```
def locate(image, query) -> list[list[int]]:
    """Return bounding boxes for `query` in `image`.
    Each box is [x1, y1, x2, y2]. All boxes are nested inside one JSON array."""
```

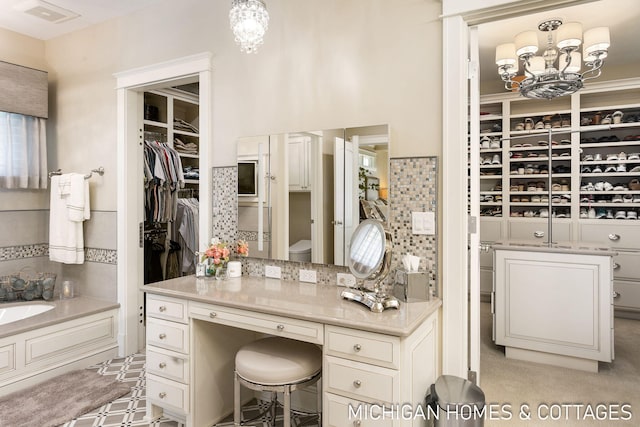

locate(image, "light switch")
[[412, 211, 435, 235]]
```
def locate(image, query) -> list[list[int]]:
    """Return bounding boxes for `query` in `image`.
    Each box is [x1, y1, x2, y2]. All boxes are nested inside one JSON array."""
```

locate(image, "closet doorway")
[[116, 53, 212, 357]]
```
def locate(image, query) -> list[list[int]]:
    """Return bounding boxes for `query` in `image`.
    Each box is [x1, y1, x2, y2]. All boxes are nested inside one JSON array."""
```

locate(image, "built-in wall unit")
[[475, 78, 640, 320]]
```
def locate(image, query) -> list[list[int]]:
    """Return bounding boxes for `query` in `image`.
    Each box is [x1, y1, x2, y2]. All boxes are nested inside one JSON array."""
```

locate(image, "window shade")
[[0, 61, 48, 119]]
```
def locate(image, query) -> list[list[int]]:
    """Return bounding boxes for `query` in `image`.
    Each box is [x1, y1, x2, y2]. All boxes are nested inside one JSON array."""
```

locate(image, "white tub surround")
[[493, 241, 616, 372], [0, 303, 54, 325], [0, 297, 119, 394], [143, 276, 441, 427]]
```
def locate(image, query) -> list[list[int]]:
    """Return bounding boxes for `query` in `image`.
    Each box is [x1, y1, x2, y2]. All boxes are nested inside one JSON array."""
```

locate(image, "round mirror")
[[348, 219, 392, 282]]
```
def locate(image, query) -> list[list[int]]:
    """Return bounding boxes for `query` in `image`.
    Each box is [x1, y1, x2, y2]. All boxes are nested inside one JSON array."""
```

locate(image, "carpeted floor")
[[480, 302, 640, 426]]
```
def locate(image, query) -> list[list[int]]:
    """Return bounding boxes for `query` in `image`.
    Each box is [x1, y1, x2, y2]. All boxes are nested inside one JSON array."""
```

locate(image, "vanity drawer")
[[147, 347, 189, 383], [325, 326, 399, 369], [580, 223, 640, 250], [190, 302, 323, 345], [325, 356, 398, 405], [146, 318, 189, 354], [613, 252, 640, 280], [614, 280, 640, 310], [147, 374, 189, 414], [147, 294, 188, 323], [508, 220, 571, 241], [325, 393, 396, 427]]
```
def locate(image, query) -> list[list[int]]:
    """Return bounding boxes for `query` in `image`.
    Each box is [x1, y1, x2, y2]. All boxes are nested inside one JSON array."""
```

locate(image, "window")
[[0, 112, 48, 189]]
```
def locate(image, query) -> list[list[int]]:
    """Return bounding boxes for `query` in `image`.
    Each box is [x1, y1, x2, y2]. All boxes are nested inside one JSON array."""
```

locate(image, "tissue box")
[[393, 269, 429, 302]]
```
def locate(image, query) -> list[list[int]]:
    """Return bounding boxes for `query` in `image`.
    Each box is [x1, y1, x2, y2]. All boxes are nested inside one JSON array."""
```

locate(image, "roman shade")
[[0, 61, 48, 119]]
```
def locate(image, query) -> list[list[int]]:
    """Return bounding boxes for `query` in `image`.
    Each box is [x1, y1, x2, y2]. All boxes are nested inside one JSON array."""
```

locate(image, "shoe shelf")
[[580, 203, 640, 208], [480, 148, 502, 154], [580, 191, 640, 195], [582, 172, 640, 177], [480, 175, 502, 179], [581, 141, 640, 148], [509, 173, 572, 179], [509, 128, 571, 136], [509, 145, 571, 152], [580, 160, 640, 165]]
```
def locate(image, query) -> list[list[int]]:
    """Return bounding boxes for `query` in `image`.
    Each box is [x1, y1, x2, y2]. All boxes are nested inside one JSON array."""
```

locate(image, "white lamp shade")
[[496, 43, 517, 66], [559, 52, 581, 73], [584, 27, 610, 54], [528, 56, 546, 75], [557, 22, 583, 49], [515, 31, 538, 56]]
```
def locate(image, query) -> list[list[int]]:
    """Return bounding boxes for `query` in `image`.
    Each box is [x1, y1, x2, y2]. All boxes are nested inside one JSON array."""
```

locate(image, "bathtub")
[[0, 303, 55, 326], [0, 297, 120, 395]]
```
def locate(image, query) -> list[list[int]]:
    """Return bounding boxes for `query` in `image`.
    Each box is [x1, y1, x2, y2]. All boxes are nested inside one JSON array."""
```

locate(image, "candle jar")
[[195, 252, 207, 277], [60, 280, 74, 299]]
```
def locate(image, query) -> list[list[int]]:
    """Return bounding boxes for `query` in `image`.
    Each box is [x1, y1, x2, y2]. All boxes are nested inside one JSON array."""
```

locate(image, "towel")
[[49, 174, 90, 264]]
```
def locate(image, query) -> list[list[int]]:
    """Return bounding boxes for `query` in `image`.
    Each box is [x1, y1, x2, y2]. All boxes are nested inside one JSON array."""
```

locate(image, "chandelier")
[[229, 0, 269, 54], [496, 19, 610, 99]]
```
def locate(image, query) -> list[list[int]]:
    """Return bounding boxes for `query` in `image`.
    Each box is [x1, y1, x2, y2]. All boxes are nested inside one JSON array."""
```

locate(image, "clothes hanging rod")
[[48, 167, 105, 180]]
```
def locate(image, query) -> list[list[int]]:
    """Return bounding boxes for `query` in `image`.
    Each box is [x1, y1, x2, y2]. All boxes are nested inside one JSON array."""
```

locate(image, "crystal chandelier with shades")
[[229, 0, 270, 54], [496, 19, 610, 99]]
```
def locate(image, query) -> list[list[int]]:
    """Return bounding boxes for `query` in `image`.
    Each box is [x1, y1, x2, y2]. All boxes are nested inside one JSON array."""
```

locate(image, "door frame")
[[114, 52, 212, 356], [441, 0, 593, 378]]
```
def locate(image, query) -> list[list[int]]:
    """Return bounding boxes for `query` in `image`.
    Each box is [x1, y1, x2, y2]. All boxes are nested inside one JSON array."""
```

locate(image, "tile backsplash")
[[211, 156, 439, 289]]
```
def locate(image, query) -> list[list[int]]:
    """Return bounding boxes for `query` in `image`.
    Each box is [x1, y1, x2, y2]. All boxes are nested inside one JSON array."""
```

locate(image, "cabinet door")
[[289, 138, 310, 190]]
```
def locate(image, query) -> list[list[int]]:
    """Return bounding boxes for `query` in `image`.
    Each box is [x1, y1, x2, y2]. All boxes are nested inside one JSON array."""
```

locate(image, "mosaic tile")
[[0, 244, 117, 264], [212, 166, 239, 244]]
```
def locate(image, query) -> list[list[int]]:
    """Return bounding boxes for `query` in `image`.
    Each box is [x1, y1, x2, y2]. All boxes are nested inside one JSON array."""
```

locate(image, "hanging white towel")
[[49, 173, 90, 264]]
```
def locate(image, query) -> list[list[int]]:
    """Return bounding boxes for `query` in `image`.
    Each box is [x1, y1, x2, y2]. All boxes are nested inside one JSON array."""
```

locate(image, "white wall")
[[44, 0, 443, 212]]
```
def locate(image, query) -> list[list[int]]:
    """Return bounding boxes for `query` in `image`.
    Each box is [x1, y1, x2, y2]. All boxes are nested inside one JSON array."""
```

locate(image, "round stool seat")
[[235, 337, 321, 386]]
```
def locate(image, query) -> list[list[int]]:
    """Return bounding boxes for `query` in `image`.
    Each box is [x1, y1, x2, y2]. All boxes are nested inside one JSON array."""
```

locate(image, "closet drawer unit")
[[0, 344, 15, 376], [480, 219, 503, 242], [146, 347, 189, 383], [190, 302, 323, 345], [613, 252, 640, 280], [579, 224, 640, 250], [147, 294, 188, 323], [146, 318, 189, 354], [147, 374, 189, 414], [325, 356, 398, 405], [613, 280, 640, 311], [508, 221, 571, 241], [325, 393, 396, 427], [325, 326, 399, 369]]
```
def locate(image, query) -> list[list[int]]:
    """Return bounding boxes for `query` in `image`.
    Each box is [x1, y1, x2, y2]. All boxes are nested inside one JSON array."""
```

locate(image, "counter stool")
[[234, 336, 322, 427]]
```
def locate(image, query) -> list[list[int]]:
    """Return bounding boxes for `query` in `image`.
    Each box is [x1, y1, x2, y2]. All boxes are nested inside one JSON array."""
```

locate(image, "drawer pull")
[[158, 306, 167, 312], [353, 380, 362, 388], [158, 333, 166, 340], [608, 233, 620, 241], [353, 344, 362, 352], [533, 231, 544, 238], [354, 421, 362, 427], [613, 291, 621, 299], [209, 312, 217, 318], [159, 392, 167, 399], [613, 263, 620, 270], [277, 324, 285, 331], [159, 362, 166, 369]]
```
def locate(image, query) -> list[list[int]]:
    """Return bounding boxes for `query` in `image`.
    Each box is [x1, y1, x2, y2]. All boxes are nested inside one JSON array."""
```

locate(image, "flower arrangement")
[[237, 239, 249, 257], [202, 240, 231, 277]]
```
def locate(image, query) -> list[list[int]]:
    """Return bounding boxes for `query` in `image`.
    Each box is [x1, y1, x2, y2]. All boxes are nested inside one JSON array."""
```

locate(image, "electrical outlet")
[[265, 265, 281, 279], [337, 273, 356, 287], [299, 269, 317, 283]]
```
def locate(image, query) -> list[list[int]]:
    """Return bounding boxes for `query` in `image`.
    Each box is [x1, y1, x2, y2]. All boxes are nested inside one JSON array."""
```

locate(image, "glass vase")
[[215, 265, 228, 281]]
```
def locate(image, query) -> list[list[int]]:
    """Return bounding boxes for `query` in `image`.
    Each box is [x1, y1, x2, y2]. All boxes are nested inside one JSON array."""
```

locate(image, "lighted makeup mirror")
[[341, 219, 399, 312]]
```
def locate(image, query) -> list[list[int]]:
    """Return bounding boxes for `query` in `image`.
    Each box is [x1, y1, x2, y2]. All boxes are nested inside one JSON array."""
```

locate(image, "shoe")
[[535, 120, 545, 130], [623, 194, 633, 203], [619, 152, 627, 160], [541, 195, 549, 203], [510, 185, 519, 191], [580, 195, 593, 203], [524, 210, 535, 217], [612, 194, 623, 203], [520, 196, 530, 202], [613, 185, 627, 191], [551, 183, 562, 191], [594, 153, 603, 161], [629, 179, 640, 190], [482, 157, 492, 165], [630, 166, 640, 173], [512, 196, 520, 202], [613, 110, 624, 124], [592, 165, 603, 173], [601, 115, 612, 125], [580, 208, 588, 218], [596, 208, 607, 219], [491, 154, 501, 165], [490, 138, 501, 149], [560, 181, 570, 191], [634, 196, 640, 203], [532, 195, 541, 202], [604, 182, 614, 191], [594, 181, 605, 191], [581, 182, 595, 191], [481, 136, 491, 148], [615, 210, 627, 220], [618, 164, 628, 172], [515, 123, 524, 131], [492, 123, 502, 132], [583, 154, 594, 161], [606, 153, 618, 161], [628, 153, 640, 160], [606, 209, 614, 219], [628, 211, 638, 220], [581, 166, 592, 173], [588, 208, 596, 219], [604, 165, 617, 173], [525, 118, 534, 130], [540, 208, 549, 218], [511, 211, 523, 217], [581, 117, 592, 126], [551, 195, 562, 204]]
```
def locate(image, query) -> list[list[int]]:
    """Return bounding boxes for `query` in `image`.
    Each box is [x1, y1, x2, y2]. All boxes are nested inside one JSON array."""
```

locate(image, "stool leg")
[[284, 385, 291, 427], [316, 378, 322, 425], [234, 372, 241, 427]]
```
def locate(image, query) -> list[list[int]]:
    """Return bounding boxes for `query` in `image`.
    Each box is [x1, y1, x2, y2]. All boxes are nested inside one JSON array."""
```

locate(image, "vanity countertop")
[[493, 240, 617, 256], [142, 275, 441, 337]]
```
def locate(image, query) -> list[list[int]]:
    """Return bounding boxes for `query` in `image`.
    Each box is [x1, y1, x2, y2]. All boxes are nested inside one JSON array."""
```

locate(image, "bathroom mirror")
[[236, 124, 389, 267], [341, 219, 398, 313]]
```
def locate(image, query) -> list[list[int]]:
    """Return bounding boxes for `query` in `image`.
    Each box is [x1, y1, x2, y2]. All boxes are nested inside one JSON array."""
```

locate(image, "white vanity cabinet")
[[324, 311, 439, 427], [145, 294, 190, 423], [288, 136, 312, 191]]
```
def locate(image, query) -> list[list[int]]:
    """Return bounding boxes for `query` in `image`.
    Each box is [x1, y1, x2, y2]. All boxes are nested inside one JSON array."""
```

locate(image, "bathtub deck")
[[0, 297, 119, 339]]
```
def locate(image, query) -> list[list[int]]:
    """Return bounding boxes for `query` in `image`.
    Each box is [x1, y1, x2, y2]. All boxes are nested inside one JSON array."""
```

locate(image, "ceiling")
[[0, 0, 165, 40], [478, 0, 640, 85], [1, 0, 638, 82]]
